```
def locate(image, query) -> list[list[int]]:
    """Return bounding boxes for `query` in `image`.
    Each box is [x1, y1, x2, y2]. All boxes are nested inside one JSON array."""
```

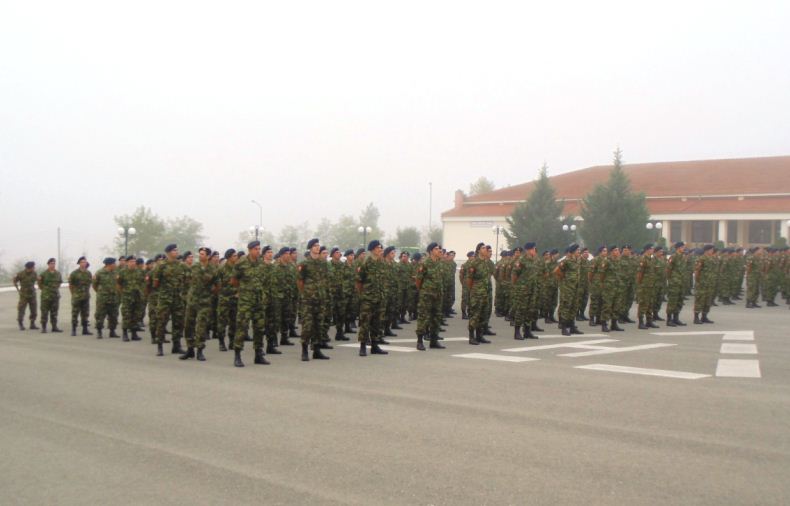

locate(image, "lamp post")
[[562, 223, 578, 242], [249, 225, 262, 241], [492, 225, 504, 262], [646, 221, 663, 241], [118, 226, 137, 257], [358, 226, 372, 248]]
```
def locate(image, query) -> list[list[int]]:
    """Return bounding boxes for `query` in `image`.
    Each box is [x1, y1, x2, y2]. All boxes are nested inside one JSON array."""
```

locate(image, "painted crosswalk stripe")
[[720, 343, 758, 354], [560, 343, 676, 358], [651, 330, 755, 341], [575, 364, 710, 379], [337, 344, 417, 353], [715, 359, 761, 378], [385, 337, 468, 343], [452, 353, 539, 363], [721, 331, 755, 341], [502, 339, 619, 353]]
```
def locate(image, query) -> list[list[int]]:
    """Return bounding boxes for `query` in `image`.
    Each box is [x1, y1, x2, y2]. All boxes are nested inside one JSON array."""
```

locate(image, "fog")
[[1, 0, 788, 264]]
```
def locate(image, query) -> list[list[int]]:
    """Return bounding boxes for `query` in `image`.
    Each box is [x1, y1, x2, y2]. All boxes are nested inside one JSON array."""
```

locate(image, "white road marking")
[[716, 359, 761, 378], [721, 331, 755, 341], [502, 339, 619, 353], [720, 343, 758, 354], [384, 337, 468, 343], [651, 330, 755, 341], [452, 353, 539, 363], [560, 343, 676, 357], [337, 344, 418, 353], [575, 364, 710, 380]]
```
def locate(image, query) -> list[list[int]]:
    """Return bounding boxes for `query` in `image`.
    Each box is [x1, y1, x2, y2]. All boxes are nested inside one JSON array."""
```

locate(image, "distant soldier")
[[356, 240, 389, 356], [636, 244, 659, 329], [297, 239, 331, 361], [555, 244, 583, 336], [396, 251, 412, 324], [152, 244, 187, 356], [459, 251, 474, 319], [144, 256, 162, 344], [619, 245, 637, 323], [745, 247, 763, 308], [414, 242, 445, 350], [543, 249, 559, 324], [117, 255, 145, 342], [216, 249, 239, 351], [342, 249, 358, 334], [232, 241, 269, 367], [693, 244, 717, 324], [466, 242, 493, 345], [261, 245, 282, 356], [665, 242, 688, 326], [652, 246, 668, 320], [93, 257, 120, 339], [576, 247, 591, 321], [382, 246, 400, 336], [275, 247, 296, 346], [68, 256, 93, 336], [328, 247, 349, 341], [209, 251, 221, 339], [511, 242, 540, 340], [181, 247, 219, 361], [14, 261, 39, 330], [38, 258, 64, 333]]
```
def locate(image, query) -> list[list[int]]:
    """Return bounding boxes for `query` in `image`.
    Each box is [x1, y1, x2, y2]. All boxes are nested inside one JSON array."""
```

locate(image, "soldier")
[[619, 245, 637, 323], [117, 254, 145, 341], [152, 244, 187, 356], [414, 242, 446, 350], [543, 249, 559, 324], [328, 247, 349, 341], [93, 257, 120, 339], [232, 241, 269, 367], [665, 242, 688, 326], [13, 261, 39, 330], [181, 247, 219, 361], [343, 249, 358, 333], [408, 253, 422, 320], [636, 244, 659, 329], [603, 246, 625, 332], [511, 242, 540, 340], [693, 244, 717, 324], [208, 251, 221, 339], [356, 240, 389, 356], [745, 247, 763, 308], [217, 249, 239, 351], [444, 250, 457, 316], [144, 256, 162, 344], [297, 239, 331, 361], [68, 256, 93, 336], [274, 247, 296, 346], [38, 258, 63, 333], [652, 246, 668, 320], [576, 247, 591, 321], [397, 251, 412, 324], [261, 245, 283, 355], [555, 244, 584, 336], [382, 246, 400, 336], [459, 251, 474, 319], [588, 246, 604, 327], [286, 247, 301, 338], [466, 242, 492, 345]]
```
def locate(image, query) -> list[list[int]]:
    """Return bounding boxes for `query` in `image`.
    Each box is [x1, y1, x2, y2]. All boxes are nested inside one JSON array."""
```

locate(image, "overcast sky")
[[1, 0, 788, 265]]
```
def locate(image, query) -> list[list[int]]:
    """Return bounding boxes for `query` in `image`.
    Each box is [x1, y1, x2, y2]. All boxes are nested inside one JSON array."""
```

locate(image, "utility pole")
[[57, 227, 61, 271]]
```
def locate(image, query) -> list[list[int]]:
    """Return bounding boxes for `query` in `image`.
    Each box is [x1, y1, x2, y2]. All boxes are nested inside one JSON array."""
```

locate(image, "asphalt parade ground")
[[1, 289, 788, 505]]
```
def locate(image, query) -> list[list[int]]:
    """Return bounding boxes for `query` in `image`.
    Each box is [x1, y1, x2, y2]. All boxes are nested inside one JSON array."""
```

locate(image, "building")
[[442, 155, 790, 255]]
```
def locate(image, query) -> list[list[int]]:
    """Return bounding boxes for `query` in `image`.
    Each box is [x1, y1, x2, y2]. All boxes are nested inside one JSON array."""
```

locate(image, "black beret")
[[103, 257, 116, 265], [25, 261, 35, 269], [597, 245, 606, 253], [412, 253, 422, 261], [165, 244, 178, 253], [278, 247, 291, 257], [703, 244, 714, 251], [247, 240, 260, 250], [475, 242, 485, 252], [289, 247, 297, 253], [383, 246, 396, 256], [654, 246, 663, 252], [319, 245, 327, 253], [330, 247, 340, 256], [77, 256, 86, 264], [237, 251, 246, 257], [400, 251, 410, 257], [448, 251, 455, 255], [47, 257, 56, 264], [198, 247, 211, 255], [622, 244, 632, 249], [513, 246, 524, 252], [467, 251, 474, 257], [126, 255, 136, 261], [368, 240, 382, 251], [145, 259, 154, 265], [674, 241, 685, 249], [427, 242, 439, 253], [344, 249, 355, 257], [183, 251, 193, 258], [608, 245, 618, 251], [156, 253, 166, 260], [542, 250, 549, 256], [643, 243, 654, 251], [581, 247, 589, 253], [262, 245, 272, 254], [307, 238, 319, 249], [550, 249, 558, 255], [136, 258, 144, 265], [356, 248, 365, 256], [524, 242, 536, 250]]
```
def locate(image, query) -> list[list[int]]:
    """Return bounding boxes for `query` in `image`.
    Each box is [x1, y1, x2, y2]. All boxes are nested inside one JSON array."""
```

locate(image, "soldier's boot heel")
[[561, 324, 571, 336], [301, 343, 310, 361], [429, 335, 445, 349], [524, 326, 537, 339], [41, 323, 47, 334], [97, 329, 103, 339], [468, 329, 479, 345], [359, 342, 367, 357], [674, 314, 687, 326], [416, 334, 426, 351], [156, 343, 164, 356], [179, 347, 195, 360], [131, 330, 141, 341], [234, 349, 245, 367], [122, 330, 130, 342], [653, 312, 664, 322], [647, 319, 659, 329], [638, 316, 648, 330], [370, 342, 388, 355], [109, 329, 120, 338], [514, 327, 524, 340], [312, 346, 330, 360], [280, 333, 294, 346], [51, 323, 63, 333], [218, 338, 228, 352], [29, 322, 39, 330], [253, 348, 269, 365], [611, 319, 624, 331], [266, 340, 282, 355], [18, 320, 25, 331], [196, 348, 206, 361], [71, 324, 77, 336], [693, 313, 702, 324], [531, 321, 543, 332], [666, 316, 677, 327], [701, 313, 714, 324], [601, 321, 610, 332], [570, 325, 584, 335], [82, 324, 92, 336]]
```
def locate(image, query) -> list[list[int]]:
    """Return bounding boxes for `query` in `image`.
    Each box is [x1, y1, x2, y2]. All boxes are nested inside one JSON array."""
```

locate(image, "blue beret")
[[198, 247, 211, 255], [643, 243, 654, 251], [703, 244, 714, 251], [165, 244, 177, 253], [307, 238, 319, 249], [524, 242, 536, 250], [319, 245, 327, 253], [183, 251, 193, 258], [368, 240, 382, 251], [674, 241, 685, 249], [608, 245, 618, 251], [77, 256, 86, 264], [427, 242, 439, 253], [597, 246, 606, 253], [247, 240, 260, 250], [262, 245, 272, 254], [136, 258, 144, 265], [654, 246, 663, 252], [412, 253, 422, 261], [622, 244, 632, 249], [330, 247, 340, 256], [550, 249, 558, 255], [289, 247, 297, 253], [145, 259, 154, 265], [344, 249, 355, 257], [467, 251, 474, 257], [103, 257, 116, 265], [224, 248, 236, 259], [25, 261, 35, 269], [355, 248, 365, 256], [383, 246, 396, 256], [278, 247, 290, 257]]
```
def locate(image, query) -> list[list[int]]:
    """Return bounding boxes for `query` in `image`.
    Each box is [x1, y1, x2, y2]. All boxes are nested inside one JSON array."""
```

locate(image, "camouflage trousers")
[[71, 298, 90, 327], [234, 293, 265, 351], [216, 296, 238, 342], [416, 288, 442, 336], [557, 282, 579, 324], [600, 282, 618, 321], [184, 301, 211, 349], [265, 298, 281, 345], [745, 275, 760, 304], [693, 282, 715, 313], [636, 283, 656, 319], [17, 294, 37, 323], [358, 295, 385, 343], [331, 292, 346, 332], [300, 294, 323, 346], [40, 295, 60, 326], [589, 282, 602, 320], [512, 283, 537, 328], [461, 285, 470, 316], [280, 295, 294, 335], [468, 287, 490, 332], [96, 297, 119, 331], [121, 292, 143, 330], [155, 297, 184, 345], [147, 295, 159, 337], [576, 283, 589, 317], [666, 280, 685, 314]]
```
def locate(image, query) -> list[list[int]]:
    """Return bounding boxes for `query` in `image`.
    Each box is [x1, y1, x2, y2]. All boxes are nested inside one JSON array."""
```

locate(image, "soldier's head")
[[103, 257, 117, 271], [307, 238, 320, 256], [581, 247, 589, 259], [165, 244, 179, 261], [278, 247, 290, 263], [610, 246, 621, 258], [622, 245, 632, 256], [655, 246, 664, 257], [210, 251, 220, 265], [568, 244, 580, 258], [427, 242, 441, 260], [46, 258, 56, 271], [24, 261, 35, 272], [643, 243, 654, 256], [524, 243, 536, 257], [118, 256, 127, 268], [448, 251, 456, 260], [513, 246, 523, 258], [183, 251, 194, 266], [198, 247, 211, 263], [247, 241, 261, 260], [480, 245, 492, 260], [319, 245, 328, 260], [368, 240, 383, 258], [400, 251, 409, 262], [674, 241, 685, 254], [383, 246, 395, 261], [412, 252, 423, 263], [262, 245, 273, 262], [598, 246, 608, 257], [331, 247, 342, 261], [78, 256, 88, 269], [289, 247, 297, 261], [127, 255, 137, 269], [703, 244, 714, 256]]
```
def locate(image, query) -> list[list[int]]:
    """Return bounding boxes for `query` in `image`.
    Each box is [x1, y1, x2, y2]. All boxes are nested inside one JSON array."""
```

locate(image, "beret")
[[368, 240, 382, 251], [356, 248, 365, 256], [126, 255, 136, 261], [581, 247, 589, 252], [262, 245, 272, 254], [77, 256, 86, 264], [165, 244, 178, 253], [654, 246, 663, 252], [103, 257, 116, 265], [211, 250, 219, 257], [136, 258, 144, 265], [467, 251, 474, 257], [550, 249, 558, 255], [278, 247, 291, 257], [198, 247, 211, 255], [238, 251, 246, 257], [427, 242, 439, 253], [643, 243, 654, 251], [674, 241, 685, 249], [513, 246, 524, 252], [622, 244, 632, 249], [400, 251, 410, 257], [247, 240, 260, 250], [608, 245, 619, 251], [597, 245, 606, 253], [47, 257, 56, 264], [344, 249, 355, 257], [145, 259, 154, 265], [524, 242, 536, 250], [289, 247, 297, 253], [542, 250, 549, 256], [25, 261, 35, 269], [475, 242, 485, 252], [383, 246, 395, 256], [330, 247, 340, 256], [448, 250, 455, 255], [307, 238, 319, 249], [319, 245, 327, 253], [703, 244, 714, 251], [183, 251, 193, 258]]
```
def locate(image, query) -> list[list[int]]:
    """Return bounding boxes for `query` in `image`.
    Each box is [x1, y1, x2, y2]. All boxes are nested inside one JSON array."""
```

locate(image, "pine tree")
[[579, 148, 651, 248], [505, 164, 568, 251]]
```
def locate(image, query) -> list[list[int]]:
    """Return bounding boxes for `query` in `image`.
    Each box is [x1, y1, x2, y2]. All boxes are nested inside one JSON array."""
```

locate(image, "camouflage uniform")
[[298, 255, 325, 348], [459, 256, 473, 318], [636, 253, 657, 325], [13, 269, 38, 326], [356, 255, 387, 344], [118, 267, 145, 332], [511, 254, 540, 330], [694, 253, 716, 318], [556, 255, 580, 328], [184, 262, 219, 350], [217, 260, 238, 346], [68, 268, 93, 330], [467, 256, 492, 334], [93, 266, 119, 334], [415, 256, 443, 339], [666, 251, 687, 318], [328, 258, 347, 337], [153, 259, 187, 348], [38, 269, 63, 329], [233, 255, 267, 351]]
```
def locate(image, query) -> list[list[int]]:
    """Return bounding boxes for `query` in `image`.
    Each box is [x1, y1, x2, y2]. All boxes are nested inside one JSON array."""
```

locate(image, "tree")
[[469, 176, 495, 196], [328, 215, 361, 249], [236, 229, 276, 251], [278, 222, 312, 249], [112, 206, 166, 257], [358, 203, 384, 242], [505, 164, 567, 251], [164, 216, 206, 254], [394, 227, 421, 248], [423, 226, 443, 246], [579, 148, 651, 248]]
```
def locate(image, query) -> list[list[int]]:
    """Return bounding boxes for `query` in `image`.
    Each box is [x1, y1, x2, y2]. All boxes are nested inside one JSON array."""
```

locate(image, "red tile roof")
[[443, 156, 790, 218]]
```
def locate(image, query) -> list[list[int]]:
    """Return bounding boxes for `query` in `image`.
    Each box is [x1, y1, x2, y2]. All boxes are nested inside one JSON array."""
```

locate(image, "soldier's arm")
[[553, 264, 563, 280], [37, 275, 43, 289]]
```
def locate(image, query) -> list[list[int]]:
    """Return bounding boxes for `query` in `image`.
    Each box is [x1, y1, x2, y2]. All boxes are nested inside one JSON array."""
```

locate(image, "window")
[[748, 221, 773, 244], [691, 221, 714, 243], [669, 221, 682, 243], [727, 220, 739, 245]]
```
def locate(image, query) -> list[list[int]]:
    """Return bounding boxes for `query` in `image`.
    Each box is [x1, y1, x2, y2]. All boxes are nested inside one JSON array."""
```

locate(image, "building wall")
[[443, 217, 509, 258]]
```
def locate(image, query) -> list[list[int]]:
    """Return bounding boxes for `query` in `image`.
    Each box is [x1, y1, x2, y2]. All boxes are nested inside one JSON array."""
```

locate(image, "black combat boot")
[[701, 313, 714, 324], [514, 327, 524, 340], [171, 340, 184, 354], [266, 339, 282, 355], [218, 337, 228, 352], [344, 322, 354, 334], [674, 313, 687, 326], [71, 324, 77, 336], [610, 319, 624, 331], [301, 342, 309, 361], [254, 348, 269, 365], [477, 328, 491, 344], [335, 329, 349, 341], [18, 320, 25, 331], [571, 325, 584, 335], [531, 321, 544, 332], [97, 328, 103, 339], [647, 318, 659, 329], [280, 332, 294, 346], [429, 334, 445, 349], [561, 323, 571, 336], [638, 316, 648, 330], [51, 322, 62, 333], [601, 320, 610, 332], [767, 300, 778, 307], [468, 328, 479, 345], [384, 325, 396, 337], [41, 322, 47, 333], [288, 324, 300, 338], [653, 312, 664, 321], [589, 315, 597, 327], [622, 314, 635, 324], [29, 321, 39, 330], [461, 310, 468, 320], [312, 345, 330, 360], [416, 334, 426, 351], [122, 330, 130, 342], [109, 329, 120, 338], [693, 313, 702, 324], [359, 342, 367, 357], [391, 321, 403, 330], [131, 330, 141, 341], [196, 348, 206, 361], [524, 326, 537, 339], [234, 349, 244, 367], [179, 347, 195, 360], [82, 323, 92, 336], [156, 343, 164, 356], [370, 341, 388, 355], [667, 314, 677, 327], [483, 327, 496, 336]]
